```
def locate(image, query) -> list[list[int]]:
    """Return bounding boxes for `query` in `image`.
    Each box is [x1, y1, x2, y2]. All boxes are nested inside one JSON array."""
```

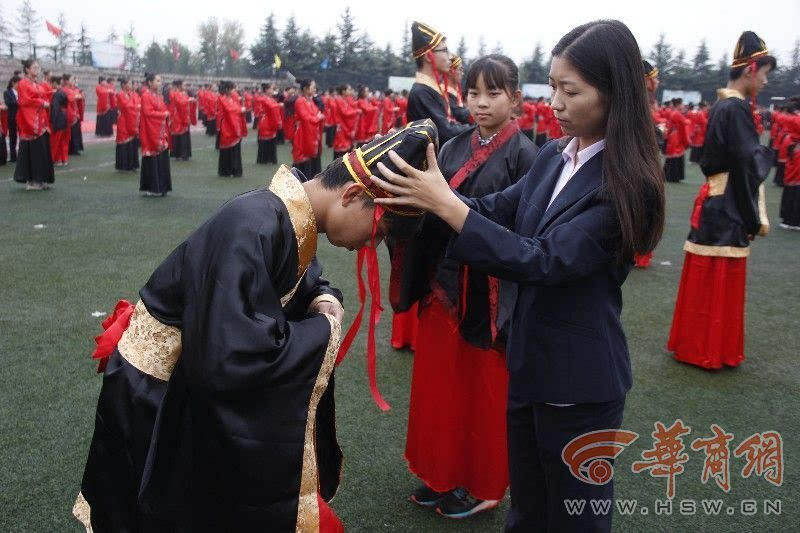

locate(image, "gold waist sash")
[[707, 172, 728, 196], [117, 300, 181, 381]]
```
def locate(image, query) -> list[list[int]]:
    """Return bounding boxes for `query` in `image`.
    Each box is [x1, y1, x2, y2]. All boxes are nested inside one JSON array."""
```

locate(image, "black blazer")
[[3, 88, 18, 123], [449, 139, 632, 405]]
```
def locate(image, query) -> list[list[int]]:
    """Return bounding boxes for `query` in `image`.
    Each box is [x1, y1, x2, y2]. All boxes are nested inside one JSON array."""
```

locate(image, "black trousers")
[[8, 120, 18, 161], [505, 398, 626, 533], [333, 150, 348, 161]]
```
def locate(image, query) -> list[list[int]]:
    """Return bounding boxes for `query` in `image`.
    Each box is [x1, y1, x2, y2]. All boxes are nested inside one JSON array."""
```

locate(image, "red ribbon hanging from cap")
[[336, 206, 391, 411], [749, 60, 760, 130], [91, 299, 135, 373], [426, 51, 452, 122]]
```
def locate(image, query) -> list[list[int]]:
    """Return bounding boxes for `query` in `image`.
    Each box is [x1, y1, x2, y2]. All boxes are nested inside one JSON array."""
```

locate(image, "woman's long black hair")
[[552, 20, 665, 261]]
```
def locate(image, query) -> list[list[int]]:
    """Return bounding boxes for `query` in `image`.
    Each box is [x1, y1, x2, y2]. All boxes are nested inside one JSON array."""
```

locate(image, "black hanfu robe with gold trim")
[[394, 122, 537, 500], [668, 89, 771, 369], [74, 166, 345, 532], [407, 72, 470, 146]]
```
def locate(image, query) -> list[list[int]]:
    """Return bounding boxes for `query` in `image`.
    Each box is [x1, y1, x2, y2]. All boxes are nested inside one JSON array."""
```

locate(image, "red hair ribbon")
[[91, 299, 135, 373], [749, 60, 762, 133], [336, 206, 391, 411], [690, 182, 710, 230]]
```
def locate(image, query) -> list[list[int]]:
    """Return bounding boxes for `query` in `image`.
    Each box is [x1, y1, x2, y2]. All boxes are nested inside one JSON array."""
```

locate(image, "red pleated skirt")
[[405, 298, 509, 501], [668, 252, 747, 369], [318, 493, 344, 533], [391, 303, 419, 351]]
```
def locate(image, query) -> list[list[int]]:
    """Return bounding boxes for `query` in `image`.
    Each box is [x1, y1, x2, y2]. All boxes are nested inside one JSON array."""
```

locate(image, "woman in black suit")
[[371, 19, 665, 533], [4, 74, 21, 162]]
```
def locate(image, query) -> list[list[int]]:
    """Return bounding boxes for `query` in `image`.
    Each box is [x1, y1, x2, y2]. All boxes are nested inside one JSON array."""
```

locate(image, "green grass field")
[[1, 133, 797, 532]]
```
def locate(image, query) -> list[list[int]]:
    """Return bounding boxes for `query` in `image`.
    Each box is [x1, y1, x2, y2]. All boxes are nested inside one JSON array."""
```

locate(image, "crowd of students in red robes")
[[770, 99, 800, 229]]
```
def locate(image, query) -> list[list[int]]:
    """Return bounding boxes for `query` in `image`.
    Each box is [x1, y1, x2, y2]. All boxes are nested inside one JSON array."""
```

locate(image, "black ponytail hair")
[[551, 19, 665, 261], [21, 58, 36, 74], [465, 54, 520, 96]]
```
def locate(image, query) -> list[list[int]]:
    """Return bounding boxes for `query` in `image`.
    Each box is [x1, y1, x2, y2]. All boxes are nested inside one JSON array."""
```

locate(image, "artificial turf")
[[0, 132, 797, 532]]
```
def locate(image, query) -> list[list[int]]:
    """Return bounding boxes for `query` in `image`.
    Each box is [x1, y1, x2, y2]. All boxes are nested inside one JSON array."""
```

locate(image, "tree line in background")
[[1, 2, 798, 103]]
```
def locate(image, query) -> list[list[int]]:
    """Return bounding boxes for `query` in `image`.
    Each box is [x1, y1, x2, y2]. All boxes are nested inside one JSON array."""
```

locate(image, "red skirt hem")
[[405, 298, 509, 501], [667, 252, 747, 369], [391, 303, 419, 350]]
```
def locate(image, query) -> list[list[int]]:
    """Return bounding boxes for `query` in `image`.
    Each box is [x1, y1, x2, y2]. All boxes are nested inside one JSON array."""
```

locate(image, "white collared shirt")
[[546, 137, 606, 209]]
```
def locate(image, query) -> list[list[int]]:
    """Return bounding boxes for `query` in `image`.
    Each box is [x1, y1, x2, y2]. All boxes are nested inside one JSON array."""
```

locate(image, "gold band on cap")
[[645, 67, 659, 80], [731, 49, 769, 69]]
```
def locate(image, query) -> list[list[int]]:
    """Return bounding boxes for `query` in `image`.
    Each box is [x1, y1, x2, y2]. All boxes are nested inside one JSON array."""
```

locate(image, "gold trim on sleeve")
[[683, 240, 750, 258], [295, 314, 342, 532], [707, 172, 729, 196], [72, 491, 94, 532], [268, 165, 319, 283], [117, 300, 182, 382], [757, 183, 769, 236], [308, 294, 344, 314]]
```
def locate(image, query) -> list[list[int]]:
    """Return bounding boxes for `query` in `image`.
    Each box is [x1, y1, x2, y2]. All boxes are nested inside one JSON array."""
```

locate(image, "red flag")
[[46, 20, 62, 37], [171, 41, 181, 61], [229, 48, 240, 61]]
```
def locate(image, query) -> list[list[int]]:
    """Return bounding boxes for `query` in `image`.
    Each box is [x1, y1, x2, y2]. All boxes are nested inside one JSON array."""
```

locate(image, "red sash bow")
[[91, 300, 135, 373], [690, 182, 710, 230]]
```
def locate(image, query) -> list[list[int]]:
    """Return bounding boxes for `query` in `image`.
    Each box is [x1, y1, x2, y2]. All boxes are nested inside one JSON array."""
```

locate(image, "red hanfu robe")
[[355, 97, 377, 143], [139, 89, 169, 156], [323, 94, 336, 128], [218, 94, 245, 149], [333, 96, 359, 153], [257, 95, 282, 140], [396, 96, 408, 126], [96, 84, 111, 116], [16, 78, 48, 140], [39, 80, 55, 132], [168, 90, 191, 136], [291, 96, 322, 164], [188, 97, 197, 126], [77, 90, 86, 121], [115, 91, 136, 144], [518, 101, 536, 133], [381, 98, 398, 135], [665, 109, 691, 157]]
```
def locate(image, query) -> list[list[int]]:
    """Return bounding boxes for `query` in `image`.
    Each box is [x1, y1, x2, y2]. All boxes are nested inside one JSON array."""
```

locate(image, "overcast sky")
[[4, 0, 799, 65]]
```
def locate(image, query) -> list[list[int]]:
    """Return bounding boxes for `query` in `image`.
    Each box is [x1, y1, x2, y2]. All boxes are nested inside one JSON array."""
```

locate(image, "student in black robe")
[[669, 31, 776, 369], [371, 21, 665, 532], [393, 55, 537, 518], [73, 121, 437, 533], [407, 22, 471, 145]]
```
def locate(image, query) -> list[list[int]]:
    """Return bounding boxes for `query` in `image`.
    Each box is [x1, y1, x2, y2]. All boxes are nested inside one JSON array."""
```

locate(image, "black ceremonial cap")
[[343, 119, 439, 216], [731, 31, 776, 70], [642, 59, 658, 79], [411, 21, 445, 59]]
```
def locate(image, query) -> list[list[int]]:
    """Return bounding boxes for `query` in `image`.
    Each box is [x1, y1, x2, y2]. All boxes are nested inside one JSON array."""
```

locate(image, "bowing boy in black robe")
[[73, 120, 438, 532]]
